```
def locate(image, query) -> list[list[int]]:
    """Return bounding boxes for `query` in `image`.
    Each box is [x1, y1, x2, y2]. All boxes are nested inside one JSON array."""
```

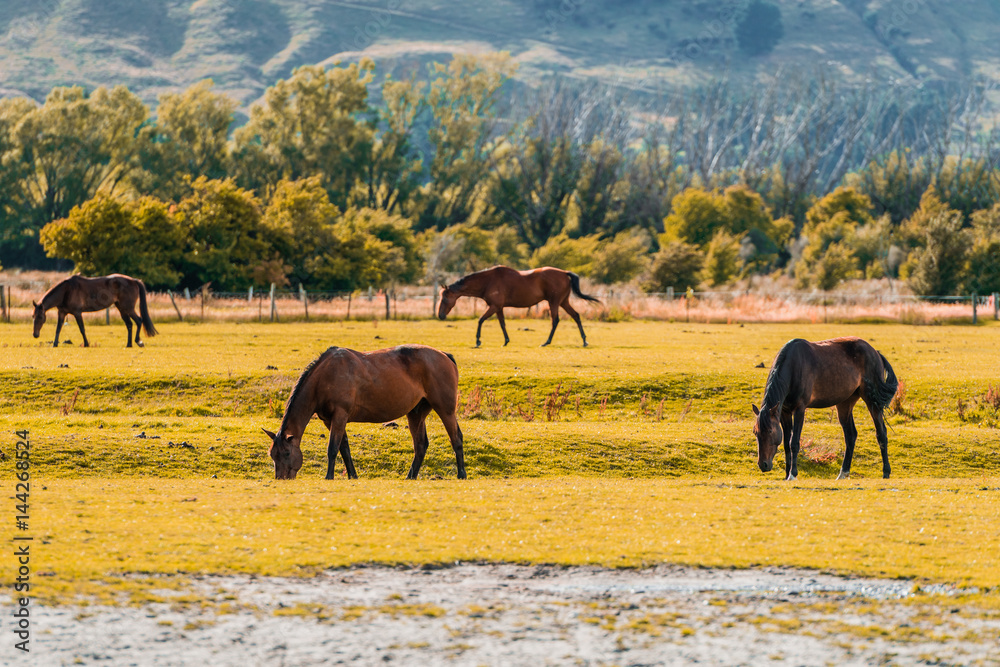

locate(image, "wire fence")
[[2, 278, 997, 326]]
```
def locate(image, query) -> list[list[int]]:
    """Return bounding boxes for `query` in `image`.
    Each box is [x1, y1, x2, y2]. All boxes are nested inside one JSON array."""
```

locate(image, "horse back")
[[801, 337, 873, 408], [320, 346, 458, 422]]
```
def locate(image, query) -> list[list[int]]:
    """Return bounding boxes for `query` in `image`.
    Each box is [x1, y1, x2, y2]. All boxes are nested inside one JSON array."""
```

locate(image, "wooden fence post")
[[1, 284, 6, 322], [105, 307, 110, 325], [300, 284, 309, 320], [994, 292, 999, 321], [432, 281, 438, 317], [666, 287, 674, 301], [248, 286, 253, 303], [346, 293, 352, 320], [269, 283, 277, 322], [168, 291, 184, 321], [972, 293, 977, 325], [8, 286, 11, 323], [384, 291, 390, 320]]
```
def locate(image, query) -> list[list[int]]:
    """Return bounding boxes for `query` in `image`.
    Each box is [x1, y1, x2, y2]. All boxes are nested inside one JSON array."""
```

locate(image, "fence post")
[[347, 292, 352, 320], [972, 293, 977, 325], [269, 283, 277, 322], [384, 291, 390, 320], [6, 285, 10, 323], [168, 291, 184, 322], [300, 284, 308, 321], [432, 281, 438, 317], [105, 307, 110, 325], [1, 284, 6, 322], [183, 287, 190, 300], [666, 286, 674, 301], [248, 286, 253, 303], [200, 288, 205, 320], [993, 292, 999, 321]]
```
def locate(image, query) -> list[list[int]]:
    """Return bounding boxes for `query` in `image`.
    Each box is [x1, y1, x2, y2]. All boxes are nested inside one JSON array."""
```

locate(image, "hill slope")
[[1, 0, 999, 108]]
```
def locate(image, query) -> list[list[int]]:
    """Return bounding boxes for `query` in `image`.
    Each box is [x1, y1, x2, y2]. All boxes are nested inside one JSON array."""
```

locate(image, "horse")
[[437, 266, 601, 347], [263, 345, 467, 480], [752, 337, 898, 480], [32, 274, 157, 348]]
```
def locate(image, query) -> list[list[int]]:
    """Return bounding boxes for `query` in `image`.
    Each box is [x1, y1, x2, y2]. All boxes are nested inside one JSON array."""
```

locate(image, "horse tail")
[[138, 280, 158, 337], [568, 272, 601, 303], [445, 352, 457, 367], [865, 351, 898, 413]]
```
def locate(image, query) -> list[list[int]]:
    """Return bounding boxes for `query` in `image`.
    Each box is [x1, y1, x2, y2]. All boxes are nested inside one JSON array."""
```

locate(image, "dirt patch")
[[33, 565, 1000, 666]]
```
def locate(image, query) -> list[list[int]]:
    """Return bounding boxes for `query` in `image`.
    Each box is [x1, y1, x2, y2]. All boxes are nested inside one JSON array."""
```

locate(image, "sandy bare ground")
[[25, 565, 1000, 666]]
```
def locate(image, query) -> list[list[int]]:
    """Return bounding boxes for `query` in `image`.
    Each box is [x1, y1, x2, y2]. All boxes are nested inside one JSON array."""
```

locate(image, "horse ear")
[[262, 428, 277, 440], [32, 300, 38, 307], [751, 404, 760, 416]]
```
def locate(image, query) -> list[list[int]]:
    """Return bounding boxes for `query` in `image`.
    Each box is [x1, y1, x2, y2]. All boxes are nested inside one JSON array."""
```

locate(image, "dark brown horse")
[[752, 337, 898, 480], [438, 266, 601, 347], [32, 274, 157, 348], [264, 345, 466, 480]]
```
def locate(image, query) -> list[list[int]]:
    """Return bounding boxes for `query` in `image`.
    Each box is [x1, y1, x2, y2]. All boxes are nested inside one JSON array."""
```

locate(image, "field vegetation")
[[1, 319, 998, 604]]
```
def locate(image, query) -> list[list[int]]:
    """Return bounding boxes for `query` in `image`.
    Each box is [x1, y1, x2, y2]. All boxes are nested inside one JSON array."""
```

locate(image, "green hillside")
[[2, 0, 999, 108]]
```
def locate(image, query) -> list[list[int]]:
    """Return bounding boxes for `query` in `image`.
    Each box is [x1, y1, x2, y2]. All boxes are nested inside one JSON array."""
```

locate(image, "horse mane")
[[39, 277, 71, 307], [759, 343, 793, 429], [448, 266, 505, 291], [285, 347, 339, 415]]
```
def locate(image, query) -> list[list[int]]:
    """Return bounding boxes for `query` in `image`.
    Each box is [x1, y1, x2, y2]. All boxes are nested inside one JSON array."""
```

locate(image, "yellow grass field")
[[1, 318, 998, 604]]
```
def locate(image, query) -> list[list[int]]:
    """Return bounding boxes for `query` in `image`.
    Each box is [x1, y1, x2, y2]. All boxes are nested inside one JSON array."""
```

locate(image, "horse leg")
[[326, 413, 350, 480], [786, 406, 806, 481], [475, 306, 497, 348], [72, 313, 90, 348], [129, 309, 144, 347], [52, 312, 65, 347], [561, 300, 588, 347], [541, 300, 560, 346], [339, 433, 358, 479], [836, 399, 860, 480], [435, 408, 466, 479], [495, 308, 510, 346], [781, 411, 793, 479], [866, 402, 891, 479], [117, 306, 133, 348], [405, 400, 432, 479]]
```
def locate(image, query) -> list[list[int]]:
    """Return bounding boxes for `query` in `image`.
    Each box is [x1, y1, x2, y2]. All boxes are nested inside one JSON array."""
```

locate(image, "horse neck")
[[41, 282, 66, 310], [280, 377, 318, 438], [453, 272, 487, 298], [762, 360, 789, 412]]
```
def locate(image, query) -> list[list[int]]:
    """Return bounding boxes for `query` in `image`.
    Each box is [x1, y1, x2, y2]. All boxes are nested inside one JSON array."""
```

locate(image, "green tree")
[[7, 86, 147, 266], [334, 207, 422, 291], [663, 188, 722, 247], [901, 208, 969, 296], [0, 97, 36, 266], [174, 177, 278, 290], [263, 177, 340, 289], [702, 230, 741, 287], [589, 229, 651, 285], [643, 240, 705, 292], [357, 77, 425, 214], [529, 233, 600, 275], [39, 195, 183, 287], [233, 61, 375, 208], [795, 187, 874, 289], [736, 1, 784, 56], [416, 53, 517, 230], [963, 206, 1000, 294], [138, 80, 236, 202]]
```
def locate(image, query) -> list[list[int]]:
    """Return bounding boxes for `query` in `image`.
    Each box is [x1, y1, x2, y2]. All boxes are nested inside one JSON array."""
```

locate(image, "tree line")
[[1, 53, 998, 295]]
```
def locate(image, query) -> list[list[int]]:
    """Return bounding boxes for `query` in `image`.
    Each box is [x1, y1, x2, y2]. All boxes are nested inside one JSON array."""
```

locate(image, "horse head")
[[437, 287, 458, 320], [31, 301, 45, 338], [751, 404, 782, 473], [263, 428, 303, 479]]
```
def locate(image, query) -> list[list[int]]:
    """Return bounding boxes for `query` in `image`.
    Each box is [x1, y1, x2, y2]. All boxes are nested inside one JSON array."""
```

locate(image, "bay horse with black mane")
[[33, 274, 157, 348], [438, 266, 601, 347], [264, 345, 466, 480], [752, 337, 898, 480]]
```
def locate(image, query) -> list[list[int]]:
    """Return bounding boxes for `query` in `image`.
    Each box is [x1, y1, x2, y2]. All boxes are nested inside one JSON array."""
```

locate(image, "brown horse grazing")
[[32, 274, 157, 348], [752, 337, 898, 480], [438, 266, 601, 347], [263, 345, 466, 480]]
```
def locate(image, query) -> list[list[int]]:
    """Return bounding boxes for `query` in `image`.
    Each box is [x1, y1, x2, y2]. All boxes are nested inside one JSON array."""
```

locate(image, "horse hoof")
[[137, 341, 144, 348], [836, 472, 850, 480]]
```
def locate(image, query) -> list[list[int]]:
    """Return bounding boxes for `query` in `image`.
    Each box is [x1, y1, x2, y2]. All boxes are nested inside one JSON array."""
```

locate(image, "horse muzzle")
[[758, 460, 773, 473], [32, 332, 39, 338]]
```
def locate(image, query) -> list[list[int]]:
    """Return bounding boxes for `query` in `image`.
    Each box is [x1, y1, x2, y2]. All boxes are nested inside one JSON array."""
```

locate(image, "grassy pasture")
[[1, 318, 998, 603]]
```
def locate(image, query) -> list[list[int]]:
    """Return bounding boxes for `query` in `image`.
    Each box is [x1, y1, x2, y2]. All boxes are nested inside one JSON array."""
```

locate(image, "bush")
[[736, 1, 784, 56], [529, 233, 600, 274], [643, 241, 704, 292], [702, 230, 740, 286], [589, 229, 651, 285], [40, 194, 183, 288]]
